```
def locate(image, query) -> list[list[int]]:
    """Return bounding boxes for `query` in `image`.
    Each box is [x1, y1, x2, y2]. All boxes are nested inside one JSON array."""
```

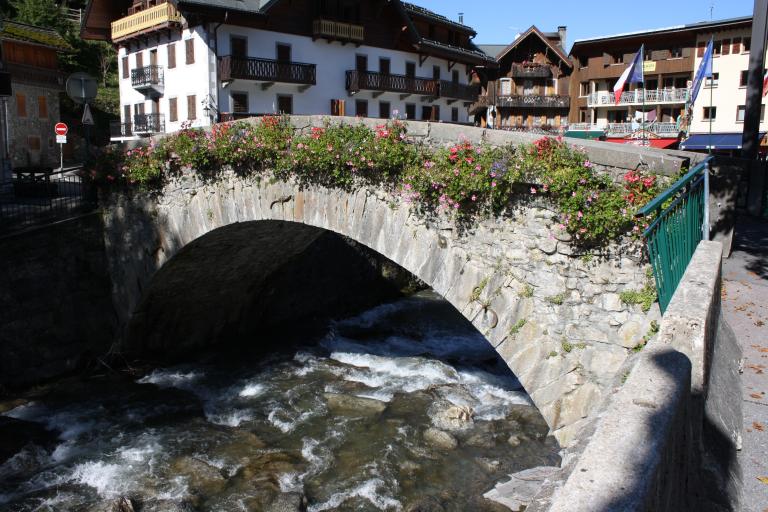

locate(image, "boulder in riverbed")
[[324, 393, 387, 415], [423, 427, 458, 450]]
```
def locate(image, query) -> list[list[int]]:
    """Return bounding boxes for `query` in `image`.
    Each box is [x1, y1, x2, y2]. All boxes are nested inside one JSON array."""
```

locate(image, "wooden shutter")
[[16, 94, 26, 117], [187, 95, 196, 120], [122, 56, 129, 78], [722, 39, 731, 55], [432, 105, 440, 121], [38, 96, 47, 118], [185, 39, 195, 65], [168, 44, 176, 68], [136, 51, 143, 68], [169, 98, 178, 122], [331, 99, 340, 116], [124, 105, 131, 123], [697, 41, 706, 57], [732, 38, 741, 53]]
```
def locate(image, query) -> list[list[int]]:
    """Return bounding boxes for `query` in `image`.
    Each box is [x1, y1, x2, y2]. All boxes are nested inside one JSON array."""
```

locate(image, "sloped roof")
[[476, 44, 507, 58], [400, 1, 475, 35], [176, 0, 275, 13], [495, 25, 571, 68], [0, 19, 72, 51]]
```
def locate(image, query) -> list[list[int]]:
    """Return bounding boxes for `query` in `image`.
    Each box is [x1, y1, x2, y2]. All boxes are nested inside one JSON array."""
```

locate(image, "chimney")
[[459, 12, 464, 24], [557, 26, 567, 48]]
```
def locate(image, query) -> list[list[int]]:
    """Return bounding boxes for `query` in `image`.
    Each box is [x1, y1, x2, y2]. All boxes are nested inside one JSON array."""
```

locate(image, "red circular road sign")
[[55, 122, 68, 136]]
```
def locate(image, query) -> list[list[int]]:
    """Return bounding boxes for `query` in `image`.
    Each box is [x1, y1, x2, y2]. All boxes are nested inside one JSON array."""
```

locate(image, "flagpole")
[[641, 44, 646, 148], [708, 37, 713, 155]]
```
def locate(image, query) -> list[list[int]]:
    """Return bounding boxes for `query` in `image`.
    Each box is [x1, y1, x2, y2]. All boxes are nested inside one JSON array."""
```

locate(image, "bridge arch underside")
[[108, 180, 647, 445]]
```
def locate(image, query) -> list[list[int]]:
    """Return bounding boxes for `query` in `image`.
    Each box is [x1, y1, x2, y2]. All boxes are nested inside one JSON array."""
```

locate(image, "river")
[[0, 291, 559, 511]]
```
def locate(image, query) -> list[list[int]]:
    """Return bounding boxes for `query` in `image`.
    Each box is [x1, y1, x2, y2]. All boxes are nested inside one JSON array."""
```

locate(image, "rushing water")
[[0, 291, 559, 511]]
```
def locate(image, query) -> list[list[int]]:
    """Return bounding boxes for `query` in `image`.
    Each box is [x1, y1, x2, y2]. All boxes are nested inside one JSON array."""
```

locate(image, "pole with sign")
[[55, 122, 68, 171]]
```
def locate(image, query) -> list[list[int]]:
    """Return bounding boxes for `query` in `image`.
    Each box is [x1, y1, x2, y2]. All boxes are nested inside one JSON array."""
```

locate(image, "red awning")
[[605, 138, 678, 149]]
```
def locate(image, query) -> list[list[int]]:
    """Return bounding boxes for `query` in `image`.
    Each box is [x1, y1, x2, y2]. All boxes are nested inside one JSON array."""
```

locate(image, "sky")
[[413, 0, 756, 52]]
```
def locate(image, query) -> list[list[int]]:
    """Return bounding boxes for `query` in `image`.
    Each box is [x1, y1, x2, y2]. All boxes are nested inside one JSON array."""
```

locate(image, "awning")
[[680, 132, 766, 150], [605, 138, 679, 149], [564, 130, 605, 140]]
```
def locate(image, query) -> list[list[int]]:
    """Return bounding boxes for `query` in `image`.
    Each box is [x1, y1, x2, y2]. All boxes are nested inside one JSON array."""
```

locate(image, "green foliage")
[[547, 293, 566, 305], [8, 0, 62, 30], [632, 320, 660, 352], [561, 340, 573, 353], [469, 276, 489, 303], [509, 319, 527, 337], [95, 122, 663, 246], [547, 351, 559, 359], [519, 284, 534, 298], [620, 284, 657, 312]]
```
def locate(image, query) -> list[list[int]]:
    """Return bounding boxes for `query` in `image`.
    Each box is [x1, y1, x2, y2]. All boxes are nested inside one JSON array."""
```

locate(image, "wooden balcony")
[[313, 19, 364, 43], [509, 64, 552, 78], [111, 2, 183, 43], [439, 80, 480, 102], [131, 65, 164, 93], [218, 56, 316, 88], [346, 70, 438, 97], [4, 62, 64, 89], [497, 94, 570, 109]]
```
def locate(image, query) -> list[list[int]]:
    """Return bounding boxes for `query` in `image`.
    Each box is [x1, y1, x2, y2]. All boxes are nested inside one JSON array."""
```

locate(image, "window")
[[732, 38, 742, 53], [452, 70, 459, 84], [232, 92, 248, 113], [405, 62, 415, 78], [578, 55, 587, 68], [421, 106, 432, 121], [168, 43, 176, 69], [579, 108, 588, 123], [379, 101, 390, 119], [737, 105, 746, 123], [136, 51, 143, 69], [451, 107, 458, 123], [277, 95, 292, 114], [122, 56, 129, 78], [356, 54, 367, 72], [722, 39, 731, 55], [330, 99, 345, 116], [744, 37, 751, 53], [703, 106, 716, 120], [670, 47, 683, 58], [432, 105, 440, 121], [16, 93, 26, 117], [697, 41, 706, 58], [355, 99, 368, 117], [169, 98, 178, 122], [276, 43, 290, 62], [705, 72, 719, 88], [740, 70, 749, 87], [187, 95, 196, 120], [405, 103, 415, 120], [185, 39, 195, 65], [713, 40, 722, 56], [231, 37, 247, 59], [613, 53, 624, 64], [432, 65, 440, 80], [38, 96, 47, 118], [579, 81, 589, 96], [499, 78, 512, 96], [379, 58, 390, 75]]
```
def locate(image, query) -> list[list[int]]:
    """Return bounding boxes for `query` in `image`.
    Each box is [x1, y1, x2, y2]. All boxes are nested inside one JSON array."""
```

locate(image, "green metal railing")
[[636, 156, 712, 313]]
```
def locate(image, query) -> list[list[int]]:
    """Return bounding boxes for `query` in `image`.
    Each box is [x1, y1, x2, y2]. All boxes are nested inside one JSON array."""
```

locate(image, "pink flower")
[[424, 160, 435, 169], [584, 160, 592, 168], [577, 211, 584, 218], [491, 181, 497, 187], [454, 169, 460, 176], [530, 187, 537, 194], [471, 195, 477, 201]]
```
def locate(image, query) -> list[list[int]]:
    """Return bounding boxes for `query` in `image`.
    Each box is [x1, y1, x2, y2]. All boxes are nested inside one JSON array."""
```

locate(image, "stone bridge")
[[101, 118, 711, 447]]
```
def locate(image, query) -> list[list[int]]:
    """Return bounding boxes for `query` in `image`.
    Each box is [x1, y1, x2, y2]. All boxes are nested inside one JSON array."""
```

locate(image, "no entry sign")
[[55, 122, 68, 136]]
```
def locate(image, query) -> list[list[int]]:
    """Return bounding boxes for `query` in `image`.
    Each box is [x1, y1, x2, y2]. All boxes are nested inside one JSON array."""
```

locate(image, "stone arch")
[[104, 174, 650, 446]]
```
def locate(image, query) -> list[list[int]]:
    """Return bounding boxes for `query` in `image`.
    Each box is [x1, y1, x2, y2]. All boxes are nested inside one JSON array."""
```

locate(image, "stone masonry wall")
[[104, 173, 658, 447], [9, 83, 61, 168]]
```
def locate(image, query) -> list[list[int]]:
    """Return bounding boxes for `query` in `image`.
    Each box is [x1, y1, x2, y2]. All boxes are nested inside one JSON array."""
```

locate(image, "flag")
[[690, 39, 713, 106], [763, 69, 768, 96], [613, 45, 644, 104]]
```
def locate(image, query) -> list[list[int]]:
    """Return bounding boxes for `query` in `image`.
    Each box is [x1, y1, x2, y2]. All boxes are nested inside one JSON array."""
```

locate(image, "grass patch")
[[469, 276, 489, 303], [561, 340, 573, 353], [519, 284, 534, 298], [547, 293, 566, 305], [509, 319, 527, 337]]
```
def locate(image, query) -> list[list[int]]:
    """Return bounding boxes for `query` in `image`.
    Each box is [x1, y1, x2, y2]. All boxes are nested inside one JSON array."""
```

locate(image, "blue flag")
[[690, 39, 713, 106]]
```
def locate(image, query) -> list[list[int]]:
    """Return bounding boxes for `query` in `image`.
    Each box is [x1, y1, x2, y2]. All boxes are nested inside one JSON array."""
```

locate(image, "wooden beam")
[[448, 61, 456, 72], [261, 82, 274, 91], [419, 54, 428, 66]]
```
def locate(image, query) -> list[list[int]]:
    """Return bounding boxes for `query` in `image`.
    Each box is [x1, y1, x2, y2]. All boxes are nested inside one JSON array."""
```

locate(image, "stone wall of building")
[[9, 83, 61, 168]]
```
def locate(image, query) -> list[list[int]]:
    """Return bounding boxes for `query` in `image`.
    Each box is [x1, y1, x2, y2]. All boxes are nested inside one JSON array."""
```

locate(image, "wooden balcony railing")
[[4, 63, 64, 89], [131, 65, 164, 89], [313, 19, 364, 43], [509, 64, 552, 78], [111, 2, 183, 42], [439, 80, 480, 101], [587, 88, 689, 106], [218, 56, 316, 86], [497, 94, 570, 108], [346, 70, 439, 96]]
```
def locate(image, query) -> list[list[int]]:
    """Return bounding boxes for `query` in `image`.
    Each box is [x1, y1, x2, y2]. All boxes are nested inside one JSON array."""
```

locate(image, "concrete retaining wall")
[[520, 240, 743, 511]]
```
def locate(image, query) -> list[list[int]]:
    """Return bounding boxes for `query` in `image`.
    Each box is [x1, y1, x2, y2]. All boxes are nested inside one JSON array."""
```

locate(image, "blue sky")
[[414, 0, 755, 51]]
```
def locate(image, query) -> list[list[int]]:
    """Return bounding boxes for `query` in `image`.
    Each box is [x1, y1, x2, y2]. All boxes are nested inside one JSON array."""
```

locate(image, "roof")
[[495, 26, 571, 68], [176, 0, 275, 13], [476, 44, 507, 58], [400, 1, 475, 35], [573, 15, 752, 46], [0, 19, 71, 51]]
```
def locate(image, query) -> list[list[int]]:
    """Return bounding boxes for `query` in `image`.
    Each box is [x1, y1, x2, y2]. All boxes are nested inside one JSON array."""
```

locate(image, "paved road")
[[722, 216, 768, 512]]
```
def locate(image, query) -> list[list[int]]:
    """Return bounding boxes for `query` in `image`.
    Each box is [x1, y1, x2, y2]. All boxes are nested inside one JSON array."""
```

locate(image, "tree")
[[8, 0, 62, 30]]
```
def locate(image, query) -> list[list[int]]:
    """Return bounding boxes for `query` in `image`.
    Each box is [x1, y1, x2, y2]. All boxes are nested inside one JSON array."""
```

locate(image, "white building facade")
[[88, 0, 492, 141]]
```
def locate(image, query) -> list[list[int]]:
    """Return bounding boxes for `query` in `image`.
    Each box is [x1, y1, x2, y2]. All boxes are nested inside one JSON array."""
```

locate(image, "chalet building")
[[0, 20, 70, 170], [472, 26, 571, 131], [567, 16, 767, 151], [81, 0, 494, 141], [682, 16, 768, 154]]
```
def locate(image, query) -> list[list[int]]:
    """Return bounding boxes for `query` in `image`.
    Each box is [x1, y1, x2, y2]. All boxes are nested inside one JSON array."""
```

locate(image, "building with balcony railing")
[[83, 0, 494, 140], [472, 25, 572, 130], [0, 21, 71, 171]]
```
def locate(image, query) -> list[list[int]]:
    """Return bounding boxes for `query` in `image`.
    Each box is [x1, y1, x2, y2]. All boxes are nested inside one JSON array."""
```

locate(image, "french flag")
[[613, 45, 645, 104], [763, 69, 768, 96]]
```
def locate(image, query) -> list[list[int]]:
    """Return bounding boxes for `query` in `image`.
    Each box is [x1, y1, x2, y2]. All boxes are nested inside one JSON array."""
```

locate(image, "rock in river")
[[423, 427, 458, 450], [324, 393, 387, 415]]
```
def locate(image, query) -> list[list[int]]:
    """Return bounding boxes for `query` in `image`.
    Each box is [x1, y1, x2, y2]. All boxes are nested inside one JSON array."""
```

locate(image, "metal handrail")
[[218, 56, 316, 85], [131, 65, 164, 87], [636, 156, 712, 313]]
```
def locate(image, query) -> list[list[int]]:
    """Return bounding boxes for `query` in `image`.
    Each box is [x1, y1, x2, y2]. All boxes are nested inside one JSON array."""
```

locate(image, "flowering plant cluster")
[[91, 118, 661, 246]]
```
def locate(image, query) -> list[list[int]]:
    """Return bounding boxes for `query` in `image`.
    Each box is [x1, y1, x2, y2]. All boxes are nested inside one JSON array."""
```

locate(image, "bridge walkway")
[[722, 215, 768, 512]]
